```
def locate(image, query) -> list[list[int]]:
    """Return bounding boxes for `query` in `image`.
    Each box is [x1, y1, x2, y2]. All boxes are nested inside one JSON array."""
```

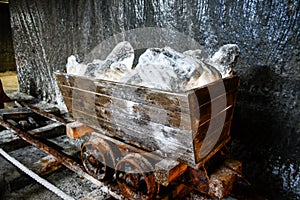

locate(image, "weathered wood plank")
[[188, 76, 240, 109], [0, 123, 65, 152], [1, 146, 80, 193], [31, 155, 62, 176], [67, 100, 190, 132], [55, 72, 190, 113], [190, 89, 237, 134], [60, 91, 235, 138], [194, 106, 233, 141], [29, 122, 65, 135], [76, 111, 196, 165], [60, 84, 189, 115], [0, 107, 61, 120], [60, 88, 191, 130], [154, 159, 188, 186], [183, 167, 209, 194], [208, 159, 242, 199], [66, 122, 94, 139], [72, 108, 191, 144], [188, 78, 239, 162], [74, 110, 230, 166], [55, 72, 240, 166], [194, 120, 232, 163], [55, 72, 97, 91], [75, 109, 193, 148], [0, 107, 34, 119], [58, 77, 238, 135], [67, 104, 233, 166]]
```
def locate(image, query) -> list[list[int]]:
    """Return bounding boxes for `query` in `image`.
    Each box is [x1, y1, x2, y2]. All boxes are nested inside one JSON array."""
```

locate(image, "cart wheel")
[[81, 137, 117, 181], [115, 153, 157, 200]]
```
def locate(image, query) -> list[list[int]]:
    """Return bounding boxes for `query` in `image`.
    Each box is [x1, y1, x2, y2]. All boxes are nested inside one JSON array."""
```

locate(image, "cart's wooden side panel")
[[71, 106, 196, 166], [55, 72, 196, 165], [59, 86, 192, 131], [55, 73, 190, 113], [54, 72, 239, 167], [189, 77, 240, 163]]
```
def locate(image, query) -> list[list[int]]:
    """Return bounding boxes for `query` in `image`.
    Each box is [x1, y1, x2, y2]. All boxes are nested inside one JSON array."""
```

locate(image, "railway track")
[[0, 101, 122, 200], [0, 99, 245, 200]]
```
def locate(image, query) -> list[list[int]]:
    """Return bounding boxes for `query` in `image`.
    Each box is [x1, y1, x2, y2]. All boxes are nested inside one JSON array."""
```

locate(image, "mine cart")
[[54, 71, 241, 199]]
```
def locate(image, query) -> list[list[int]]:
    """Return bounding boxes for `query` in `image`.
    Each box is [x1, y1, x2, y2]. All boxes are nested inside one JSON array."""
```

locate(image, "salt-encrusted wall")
[[9, 0, 300, 199]]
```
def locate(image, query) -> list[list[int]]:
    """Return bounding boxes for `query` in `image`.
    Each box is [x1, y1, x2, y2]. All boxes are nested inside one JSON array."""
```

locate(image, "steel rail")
[[18, 101, 68, 125]]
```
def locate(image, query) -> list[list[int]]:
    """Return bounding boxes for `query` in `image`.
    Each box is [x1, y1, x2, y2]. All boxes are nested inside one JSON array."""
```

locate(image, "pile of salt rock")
[[66, 42, 239, 92]]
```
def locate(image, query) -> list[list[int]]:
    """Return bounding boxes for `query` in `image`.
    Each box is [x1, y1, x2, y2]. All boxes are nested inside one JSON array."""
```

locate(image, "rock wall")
[[9, 0, 300, 199], [0, 3, 15, 72]]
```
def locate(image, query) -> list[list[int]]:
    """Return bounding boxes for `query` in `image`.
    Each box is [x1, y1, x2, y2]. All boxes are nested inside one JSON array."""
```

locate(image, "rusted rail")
[[0, 102, 243, 199], [0, 117, 121, 199], [0, 117, 83, 176], [18, 101, 68, 125], [1, 122, 65, 152]]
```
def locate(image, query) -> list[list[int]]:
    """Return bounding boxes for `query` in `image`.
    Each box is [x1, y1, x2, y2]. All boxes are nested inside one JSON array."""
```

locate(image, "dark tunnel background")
[[7, 0, 300, 199], [0, 2, 15, 72]]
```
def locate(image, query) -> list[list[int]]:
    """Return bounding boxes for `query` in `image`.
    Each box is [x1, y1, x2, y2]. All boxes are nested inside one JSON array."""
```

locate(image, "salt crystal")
[[84, 59, 105, 78], [183, 48, 208, 62], [65, 42, 239, 92], [208, 44, 240, 78], [93, 41, 134, 81], [122, 47, 221, 92], [66, 55, 88, 76]]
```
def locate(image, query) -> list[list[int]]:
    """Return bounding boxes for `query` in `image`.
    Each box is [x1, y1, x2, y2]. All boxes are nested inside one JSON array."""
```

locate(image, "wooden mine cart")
[[54, 71, 241, 199]]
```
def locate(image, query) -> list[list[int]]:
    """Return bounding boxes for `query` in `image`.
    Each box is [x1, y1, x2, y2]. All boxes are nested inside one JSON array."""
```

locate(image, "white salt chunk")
[[93, 41, 134, 81], [84, 59, 105, 77], [208, 44, 240, 78], [66, 55, 88, 76], [122, 47, 221, 92], [65, 42, 239, 92], [183, 48, 208, 62]]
